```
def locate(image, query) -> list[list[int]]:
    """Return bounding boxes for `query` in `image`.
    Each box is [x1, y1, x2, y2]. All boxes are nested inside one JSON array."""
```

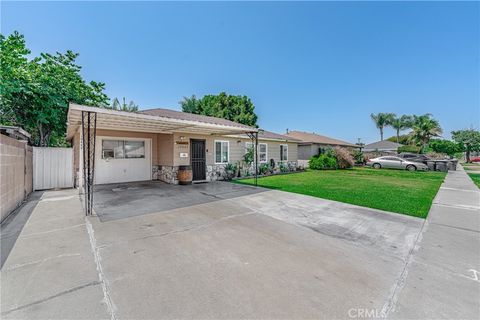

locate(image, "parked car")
[[398, 153, 430, 164], [366, 156, 428, 171], [470, 156, 480, 162]]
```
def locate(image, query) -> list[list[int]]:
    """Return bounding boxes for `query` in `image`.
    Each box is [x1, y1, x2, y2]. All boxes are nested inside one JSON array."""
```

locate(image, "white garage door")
[[94, 137, 151, 184]]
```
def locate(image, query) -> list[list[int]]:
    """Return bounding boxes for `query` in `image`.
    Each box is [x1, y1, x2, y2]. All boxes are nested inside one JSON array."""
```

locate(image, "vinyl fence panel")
[[33, 147, 73, 190]]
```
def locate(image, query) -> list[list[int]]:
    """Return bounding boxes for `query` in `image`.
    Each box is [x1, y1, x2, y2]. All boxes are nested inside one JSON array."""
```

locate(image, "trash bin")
[[426, 161, 436, 171], [449, 160, 458, 171], [436, 161, 448, 172]]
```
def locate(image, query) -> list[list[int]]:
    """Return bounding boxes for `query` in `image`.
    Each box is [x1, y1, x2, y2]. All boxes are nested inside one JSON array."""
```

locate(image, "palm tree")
[[391, 115, 414, 143], [111, 97, 139, 112], [370, 112, 395, 140], [410, 114, 442, 150]]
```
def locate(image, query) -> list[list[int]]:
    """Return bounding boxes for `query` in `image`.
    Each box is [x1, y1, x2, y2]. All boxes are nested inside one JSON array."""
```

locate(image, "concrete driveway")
[[2, 181, 424, 319]]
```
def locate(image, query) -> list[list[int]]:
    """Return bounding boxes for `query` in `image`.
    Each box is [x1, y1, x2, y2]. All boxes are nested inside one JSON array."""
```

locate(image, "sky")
[[2, 1, 479, 143]]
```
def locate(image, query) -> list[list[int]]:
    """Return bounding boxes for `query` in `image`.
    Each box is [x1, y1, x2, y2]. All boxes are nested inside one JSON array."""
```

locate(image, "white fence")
[[33, 147, 73, 190]]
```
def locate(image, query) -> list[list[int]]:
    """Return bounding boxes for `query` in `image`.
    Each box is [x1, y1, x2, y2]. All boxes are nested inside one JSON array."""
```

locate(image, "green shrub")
[[279, 162, 289, 173], [352, 149, 365, 164], [334, 147, 355, 169], [259, 163, 271, 175], [243, 146, 254, 166], [223, 163, 237, 181], [309, 154, 337, 170], [398, 145, 421, 154]]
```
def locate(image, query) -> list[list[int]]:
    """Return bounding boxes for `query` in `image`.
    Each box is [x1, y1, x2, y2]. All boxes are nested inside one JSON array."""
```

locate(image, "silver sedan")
[[366, 156, 429, 171]]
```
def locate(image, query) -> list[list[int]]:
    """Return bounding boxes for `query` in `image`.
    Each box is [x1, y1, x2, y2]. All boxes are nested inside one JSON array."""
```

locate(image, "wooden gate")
[[33, 147, 74, 190]]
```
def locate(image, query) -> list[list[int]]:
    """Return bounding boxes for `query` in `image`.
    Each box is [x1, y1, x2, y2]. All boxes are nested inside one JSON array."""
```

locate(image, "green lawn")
[[462, 163, 479, 166], [468, 173, 480, 188], [234, 168, 446, 218]]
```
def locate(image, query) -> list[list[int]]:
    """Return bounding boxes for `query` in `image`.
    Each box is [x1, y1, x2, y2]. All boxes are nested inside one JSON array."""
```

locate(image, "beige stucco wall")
[[70, 129, 298, 185], [172, 132, 298, 166], [0, 134, 33, 222], [158, 133, 174, 166]]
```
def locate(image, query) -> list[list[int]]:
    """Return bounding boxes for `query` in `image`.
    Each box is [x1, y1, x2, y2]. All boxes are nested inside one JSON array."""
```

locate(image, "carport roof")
[[66, 103, 258, 138]]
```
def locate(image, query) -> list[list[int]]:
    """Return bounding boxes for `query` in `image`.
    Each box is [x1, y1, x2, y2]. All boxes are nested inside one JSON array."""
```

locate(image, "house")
[[363, 140, 403, 153], [285, 130, 358, 160], [66, 103, 299, 185]]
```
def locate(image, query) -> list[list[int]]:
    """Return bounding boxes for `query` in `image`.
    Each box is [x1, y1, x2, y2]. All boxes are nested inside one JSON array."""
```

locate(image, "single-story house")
[[285, 130, 358, 160], [66, 103, 299, 186], [363, 140, 403, 153]]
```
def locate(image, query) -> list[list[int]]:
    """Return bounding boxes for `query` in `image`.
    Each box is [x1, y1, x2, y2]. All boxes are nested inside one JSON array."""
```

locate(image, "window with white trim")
[[102, 140, 145, 159], [215, 140, 229, 163], [258, 143, 267, 163], [280, 144, 288, 161], [245, 142, 268, 162]]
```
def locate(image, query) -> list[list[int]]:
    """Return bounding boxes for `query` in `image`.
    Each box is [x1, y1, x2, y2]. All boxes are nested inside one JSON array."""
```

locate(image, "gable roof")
[[285, 130, 357, 147], [139, 109, 299, 142], [363, 140, 403, 151], [257, 130, 301, 142], [66, 104, 258, 139], [139, 108, 253, 130]]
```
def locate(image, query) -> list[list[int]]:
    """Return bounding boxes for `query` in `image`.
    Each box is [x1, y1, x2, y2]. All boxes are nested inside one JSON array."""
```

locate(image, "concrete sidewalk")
[[0, 189, 109, 319], [389, 166, 480, 319]]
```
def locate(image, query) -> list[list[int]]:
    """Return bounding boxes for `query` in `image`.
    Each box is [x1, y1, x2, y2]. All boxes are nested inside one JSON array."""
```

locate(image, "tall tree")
[[410, 114, 442, 151], [0, 31, 109, 146], [110, 97, 139, 112], [370, 112, 395, 140], [429, 139, 463, 157], [180, 92, 258, 127], [180, 95, 200, 113], [390, 115, 413, 142], [451, 129, 480, 162]]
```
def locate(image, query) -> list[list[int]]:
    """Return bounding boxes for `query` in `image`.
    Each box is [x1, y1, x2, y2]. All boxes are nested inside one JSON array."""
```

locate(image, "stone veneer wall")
[[153, 161, 299, 184], [153, 165, 179, 184], [206, 164, 227, 181]]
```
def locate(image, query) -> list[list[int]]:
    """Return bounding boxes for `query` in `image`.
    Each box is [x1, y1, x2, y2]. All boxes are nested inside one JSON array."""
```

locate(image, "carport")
[[66, 103, 260, 216]]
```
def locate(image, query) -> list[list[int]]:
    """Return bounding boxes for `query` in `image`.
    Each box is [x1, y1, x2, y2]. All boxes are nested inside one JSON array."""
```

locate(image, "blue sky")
[[2, 1, 479, 143]]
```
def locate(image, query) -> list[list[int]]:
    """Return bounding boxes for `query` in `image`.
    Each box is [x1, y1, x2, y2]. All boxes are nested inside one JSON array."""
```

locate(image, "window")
[[215, 141, 229, 163], [125, 141, 145, 158], [244, 142, 268, 162], [102, 139, 145, 159], [258, 143, 267, 163], [102, 140, 124, 159], [280, 145, 288, 161]]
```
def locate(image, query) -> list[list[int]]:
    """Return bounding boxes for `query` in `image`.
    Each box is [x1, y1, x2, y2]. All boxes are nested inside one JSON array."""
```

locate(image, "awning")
[[66, 103, 258, 138]]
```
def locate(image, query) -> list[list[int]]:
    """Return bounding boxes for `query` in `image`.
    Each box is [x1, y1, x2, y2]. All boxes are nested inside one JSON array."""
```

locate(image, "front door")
[[191, 139, 206, 181]]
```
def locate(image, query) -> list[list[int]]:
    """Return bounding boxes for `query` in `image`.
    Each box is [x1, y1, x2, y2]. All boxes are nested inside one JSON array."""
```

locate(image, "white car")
[[366, 156, 428, 171]]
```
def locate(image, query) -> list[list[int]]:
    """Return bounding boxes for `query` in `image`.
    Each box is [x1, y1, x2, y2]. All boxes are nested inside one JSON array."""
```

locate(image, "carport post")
[[254, 131, 258, 186], [81, 111, 97, 216]]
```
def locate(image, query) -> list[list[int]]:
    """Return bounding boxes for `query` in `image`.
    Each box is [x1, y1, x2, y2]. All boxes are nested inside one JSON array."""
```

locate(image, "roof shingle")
[[363, 140, 403, 151], [139, 108, 254, 130], [285, 131, 357, 147]]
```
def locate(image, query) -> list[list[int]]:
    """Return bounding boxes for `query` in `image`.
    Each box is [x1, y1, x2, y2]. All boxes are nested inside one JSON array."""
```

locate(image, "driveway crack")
[[380, 216, 428, 318], [1, 281, 101, 316], [86, 218, 117, 320]]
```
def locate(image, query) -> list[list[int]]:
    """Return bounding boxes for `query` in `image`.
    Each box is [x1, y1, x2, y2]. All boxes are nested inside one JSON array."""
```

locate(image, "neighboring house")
[[285, 130, 358, 160], [363, 140, 403, 153], [66, 104, 299, 185]]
